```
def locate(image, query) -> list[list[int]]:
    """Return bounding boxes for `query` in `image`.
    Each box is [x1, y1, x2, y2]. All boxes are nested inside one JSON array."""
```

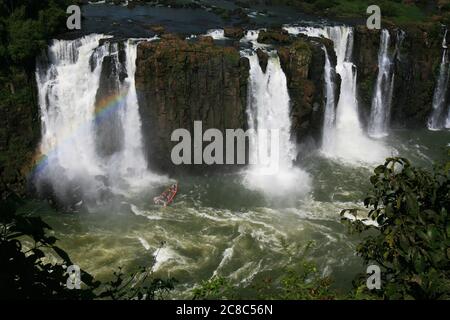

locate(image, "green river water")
[[18, 128, 449, 298]]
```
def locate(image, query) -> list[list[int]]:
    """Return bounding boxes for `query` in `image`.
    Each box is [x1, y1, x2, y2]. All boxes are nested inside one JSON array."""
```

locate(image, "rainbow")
[[29, 90, 131, 178]]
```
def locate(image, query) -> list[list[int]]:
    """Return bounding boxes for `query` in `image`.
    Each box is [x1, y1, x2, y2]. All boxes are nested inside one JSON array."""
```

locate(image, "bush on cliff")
[[0, 0, 72, 199], [0, 0, 70, 68]]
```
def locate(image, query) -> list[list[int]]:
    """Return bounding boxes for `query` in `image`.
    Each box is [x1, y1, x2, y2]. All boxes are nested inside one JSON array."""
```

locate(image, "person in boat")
[[153, 183, 178, 207]]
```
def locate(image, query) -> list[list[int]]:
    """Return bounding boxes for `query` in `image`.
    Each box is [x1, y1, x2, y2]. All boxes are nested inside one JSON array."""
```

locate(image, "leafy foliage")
[[0, 195, 99, 299], [0, 195, 176, 300], [191, 241, 337, 300], [255, 241, 336, 300], [342, 157, 450, 300], [97, 257, 177, 300], [192, 276, 237, 300], [0, 0, 71, 68], [0, 0, 72, 199]]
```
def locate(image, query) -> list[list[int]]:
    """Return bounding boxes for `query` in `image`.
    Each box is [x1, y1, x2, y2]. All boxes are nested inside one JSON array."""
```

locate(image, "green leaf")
[[374, 165, 385, 175]]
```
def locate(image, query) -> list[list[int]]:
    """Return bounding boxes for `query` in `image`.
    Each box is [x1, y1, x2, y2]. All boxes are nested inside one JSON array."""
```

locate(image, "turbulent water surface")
[[21, 129, 449, 297], [23, 17, 450, 298]]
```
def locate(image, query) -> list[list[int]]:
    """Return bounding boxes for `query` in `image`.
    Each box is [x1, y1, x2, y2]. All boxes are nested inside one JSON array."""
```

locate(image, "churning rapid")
[[35, 35, 166, 205], [284, 25, 393, 164], [27, 24, 450, 298], [428, 29, 450, 130]]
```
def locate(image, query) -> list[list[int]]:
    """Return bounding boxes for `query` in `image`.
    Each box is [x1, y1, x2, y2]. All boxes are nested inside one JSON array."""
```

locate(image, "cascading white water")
[[369, 29, 394, 137], [443, 29, 450, 129], [240, 30, 270, 51], [36, 35, 164, 203], [322, 47, 336, 153], [243, 53, 311, 196], [206, 29, 227, 40], [110, 40, 164, 192], [284, 25, 391, 164], [428, 29, 449, 130], [36, 35, 108, 185], [446, 107, 450, 129], [241, 30, 262, 42]]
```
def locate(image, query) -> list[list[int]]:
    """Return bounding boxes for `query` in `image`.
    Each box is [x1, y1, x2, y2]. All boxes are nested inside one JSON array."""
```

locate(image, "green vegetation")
[[332, 0, 427, 23], [193, 156, 450, 300], [192, 241, 336, 300], [0, 194, 98, 299], [0, 0, 449, 300], [1, 156, 449, 299], [0, 1, 73, 199], [193, 276, 237, 300], [0, 194, 176, 299], [342, 157, 450, 299], [104, 0, 450, 25], [291, 0, 428, 23], [234, 0, 449, 24], [254, 241, 336, 300], [0, 0, 72, 68]]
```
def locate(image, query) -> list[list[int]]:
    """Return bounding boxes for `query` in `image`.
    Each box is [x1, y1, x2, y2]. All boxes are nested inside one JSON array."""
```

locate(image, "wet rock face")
[[135, 38, 249, 173], [390, 25, 444, 128], [256, 31, 338, 148], [224, 27, 244, 39], [278, 38, 337, 148], [94, 43, 127, 158], [256, 48, 269, 73], [353, 24, 444, 129], [353, 26, 381, 128], [257, 29, 292, 45], [135, 33, 333, 173]]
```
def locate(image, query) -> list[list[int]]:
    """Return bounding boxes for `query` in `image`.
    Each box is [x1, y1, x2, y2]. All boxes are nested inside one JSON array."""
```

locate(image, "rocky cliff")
[[353, 23, 445, 129], [2, 22, 447, 196], [276, 34, 338, 147], [134, 32, 336, 172], [135, 36, 249, 172]]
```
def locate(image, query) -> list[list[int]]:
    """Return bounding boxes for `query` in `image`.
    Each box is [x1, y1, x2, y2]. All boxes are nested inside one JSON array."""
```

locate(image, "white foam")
[[138, 236, 151, 250], [206, 29, 227, 40]]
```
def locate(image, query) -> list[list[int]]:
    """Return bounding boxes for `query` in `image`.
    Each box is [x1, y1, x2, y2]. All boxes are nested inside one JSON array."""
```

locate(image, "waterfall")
[[241, 30, 262, 42], [35, 35, 164, 204], [428, 29, 449, 130], [322, 47, 336, 153], [116, 40, 155, 188], [446, 106, 450, 129], [206, 29, 227, 40], [284, 25, 391, 164], [243, 52, 311, 196], [369, 29, 394, 137]]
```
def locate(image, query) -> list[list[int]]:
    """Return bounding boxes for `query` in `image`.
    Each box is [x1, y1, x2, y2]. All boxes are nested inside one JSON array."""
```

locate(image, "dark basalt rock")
[[257, 29, 292, 45], [224, 27, 244, 39], [94, 48, 125, 158], [146, 24, 166, 36], [353, 23, 445, 129], [277, 37, 338, 149], [256, 48, 269, 73], [390, 24, 445, 129], [135, 37, 250, 173], [2, 20, 446, 196]]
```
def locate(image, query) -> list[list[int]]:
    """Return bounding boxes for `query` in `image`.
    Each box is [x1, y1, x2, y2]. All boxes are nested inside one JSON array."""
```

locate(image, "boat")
[[153, 183, 178, 207]]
